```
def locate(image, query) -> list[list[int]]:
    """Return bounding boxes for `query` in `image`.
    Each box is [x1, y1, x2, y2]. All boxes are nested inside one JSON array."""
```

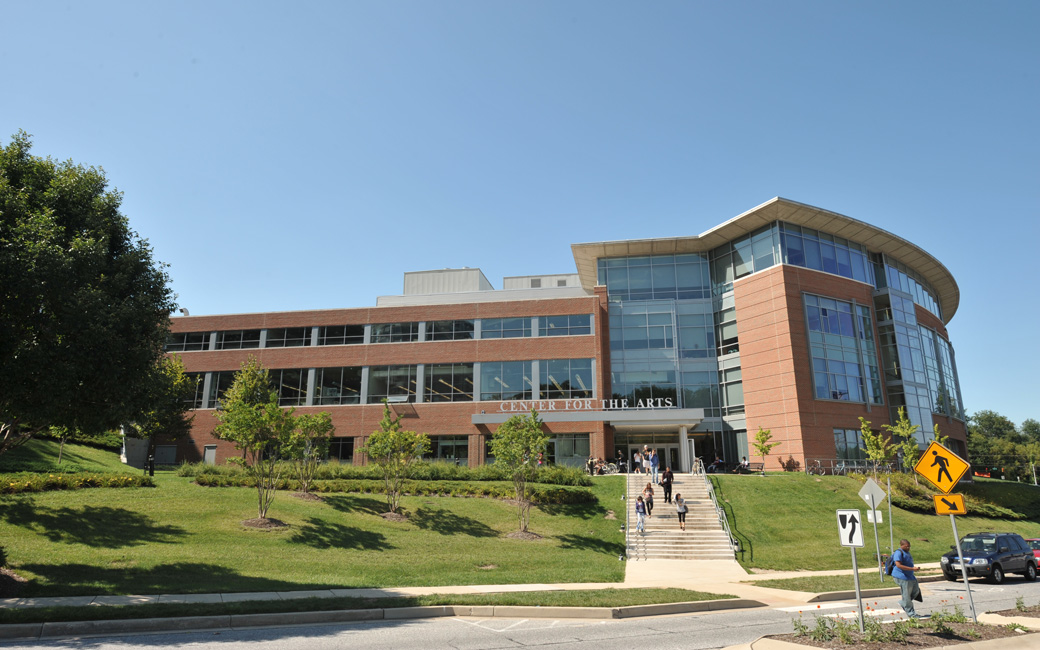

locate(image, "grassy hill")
[[713, 472, 1040, 572], [0, 437, 127, 473]]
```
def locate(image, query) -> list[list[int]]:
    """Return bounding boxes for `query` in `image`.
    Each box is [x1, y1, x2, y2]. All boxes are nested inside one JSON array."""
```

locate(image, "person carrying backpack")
[[891, 539, 924, 619]]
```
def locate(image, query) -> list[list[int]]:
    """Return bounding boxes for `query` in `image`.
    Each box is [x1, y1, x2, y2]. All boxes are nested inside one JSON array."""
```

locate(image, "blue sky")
[[2, 2, 1037, 428]]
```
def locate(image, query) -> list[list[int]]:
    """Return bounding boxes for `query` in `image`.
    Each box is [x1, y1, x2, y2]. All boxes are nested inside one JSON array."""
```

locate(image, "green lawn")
[[1, 452, 626, 597], [0, 438, 127, 473], [714, 473, 1040, 572], [748, 570, 941, 593]]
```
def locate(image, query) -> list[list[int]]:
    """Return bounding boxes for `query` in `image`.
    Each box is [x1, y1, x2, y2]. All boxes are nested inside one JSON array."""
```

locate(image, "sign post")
[[859, 479, 888, 582], [836, 509, 865, 632], [915, 442, 976, 622]]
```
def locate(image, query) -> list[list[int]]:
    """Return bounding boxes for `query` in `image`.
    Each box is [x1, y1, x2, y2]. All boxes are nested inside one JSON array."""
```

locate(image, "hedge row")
[[192, 474, 595, 504], [178, 460, 592, 487], [0, 472, 155, 495], [855, 472, 1027, 520]]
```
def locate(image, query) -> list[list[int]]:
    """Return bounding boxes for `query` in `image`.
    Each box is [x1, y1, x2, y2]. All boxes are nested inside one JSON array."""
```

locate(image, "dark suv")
[[940, 532, 1038, 584]]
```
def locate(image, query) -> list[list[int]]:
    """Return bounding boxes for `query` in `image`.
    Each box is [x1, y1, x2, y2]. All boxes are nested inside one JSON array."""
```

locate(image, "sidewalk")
[[2, 560, 943, 611]]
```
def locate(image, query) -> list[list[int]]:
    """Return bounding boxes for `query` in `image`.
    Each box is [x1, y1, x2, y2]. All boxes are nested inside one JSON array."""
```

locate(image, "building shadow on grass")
[[0, 499, 186, 548], [288, 517, 390, 550], [320, 494, 388, 516], [409, 507, 498, 537], [555, 534, 625, 555], [16, 561, 343, 598]]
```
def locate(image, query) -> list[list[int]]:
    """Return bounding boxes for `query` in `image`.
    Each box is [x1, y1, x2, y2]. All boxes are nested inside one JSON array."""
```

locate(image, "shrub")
[[0, 472, 154, 494]]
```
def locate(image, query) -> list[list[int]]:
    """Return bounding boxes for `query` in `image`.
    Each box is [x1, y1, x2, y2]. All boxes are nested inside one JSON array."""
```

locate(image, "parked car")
[[940, 532, 1037, 584], [1027, 538, 1040, 560]]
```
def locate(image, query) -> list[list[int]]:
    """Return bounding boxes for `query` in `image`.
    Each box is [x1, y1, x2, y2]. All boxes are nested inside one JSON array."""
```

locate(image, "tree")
[[1022, 419, 1040, 444], [969, 410, 1021, 443], [213, 357, 296, 523], [0, 132, 175, 456], [884, 407, 922, 483], [859, 416, 895, 479], [750, 427, 779, 476], [123, 354, 198, 472], [284, 411, 335, 495], [360, 401, 430, 514], [489, 410, 548, 532]]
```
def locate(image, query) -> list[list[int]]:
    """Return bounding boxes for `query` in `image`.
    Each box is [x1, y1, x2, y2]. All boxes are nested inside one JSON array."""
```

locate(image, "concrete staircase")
[[624, 472, 735, 561]]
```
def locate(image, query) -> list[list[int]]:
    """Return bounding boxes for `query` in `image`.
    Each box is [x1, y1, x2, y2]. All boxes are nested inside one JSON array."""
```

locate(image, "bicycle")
[[807, 460, 826, 476]]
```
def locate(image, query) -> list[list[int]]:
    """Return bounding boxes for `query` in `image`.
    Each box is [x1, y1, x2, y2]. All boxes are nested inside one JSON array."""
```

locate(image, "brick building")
[[160, 198, 968, 472]]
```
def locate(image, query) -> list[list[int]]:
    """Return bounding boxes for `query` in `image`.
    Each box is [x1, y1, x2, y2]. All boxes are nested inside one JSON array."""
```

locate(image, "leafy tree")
[[360, 401, 430, 514], [859, 416, 895, 478], [213, 357, 296, 522], [123, 354, 198, 471], [284, 411, 335, 495], [0, 132, 175, 456], [969, 410, 1021, 443], [883, 407, 921, 482], [750, 427, 779, 475], [489, 410, 548, 532], [1022, 419, 1040, 444]]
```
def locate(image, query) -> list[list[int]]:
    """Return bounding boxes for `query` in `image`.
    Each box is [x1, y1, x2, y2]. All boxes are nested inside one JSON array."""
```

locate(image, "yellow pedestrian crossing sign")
[[914, 441, 969, 494], [933, 494, 967, 515]]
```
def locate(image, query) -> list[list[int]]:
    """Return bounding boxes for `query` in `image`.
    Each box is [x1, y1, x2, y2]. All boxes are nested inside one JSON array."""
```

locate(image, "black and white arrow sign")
[[836, 509, 864, 547]]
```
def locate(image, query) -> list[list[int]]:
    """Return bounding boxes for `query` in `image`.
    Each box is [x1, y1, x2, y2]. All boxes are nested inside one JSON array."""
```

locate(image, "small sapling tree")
[[489, 409, 548, 532], [360, 401, 430, 515], [750, 427, 780, 476], [859, 416, 895, 479], [213, 357, 295, 524], [883, 407, 921, 484], [284, 411, 335, 496]]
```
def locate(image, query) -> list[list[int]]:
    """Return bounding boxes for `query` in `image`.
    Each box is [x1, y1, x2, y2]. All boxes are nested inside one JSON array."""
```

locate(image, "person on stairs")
[[675, 493, 687, 531], [642, 482, 655, 517], [635, 496, 647, 534], [661, 466, 673, 503]]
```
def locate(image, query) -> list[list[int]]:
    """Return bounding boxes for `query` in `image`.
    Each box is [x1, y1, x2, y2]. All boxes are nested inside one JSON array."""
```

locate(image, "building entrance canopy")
[[472, 405, 704, 431]]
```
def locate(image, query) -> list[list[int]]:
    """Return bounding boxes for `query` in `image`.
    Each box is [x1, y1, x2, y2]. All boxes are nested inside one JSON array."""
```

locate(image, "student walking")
[[892, 539, 924, 619], [642, 482, 655, 517], [649, 449, 660, 483], [635, 496, 647, 534], [661, 466, 674, 503], [675, 493, 687, 531]]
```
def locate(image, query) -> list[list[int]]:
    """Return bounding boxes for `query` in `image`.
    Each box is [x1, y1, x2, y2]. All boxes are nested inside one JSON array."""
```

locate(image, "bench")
[[735, 462, 764, 474]]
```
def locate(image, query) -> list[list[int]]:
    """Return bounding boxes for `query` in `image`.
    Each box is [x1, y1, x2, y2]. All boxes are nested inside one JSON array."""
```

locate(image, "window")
[[266, 327, 310, 348], [424, 363, 474, 402], [315, 367, 362, 405], [371, 322, 419, 344], [541, 359, 593, 399], [317, 324, 365, 346], [539, 314, 591, 337], [480, 361, 535, 401], [424, 435, 469, 462], [597, 253, 711, 301], [833, 428, 866, 460], [531, 278, 541, 288], [165, 332, 209, 352], [804, 294, 883, 404], [184, 372, 205, 409], [206, 371, 236, 408], [427, 320, 475, 341], [779, 222, 876, 289], [271, 368, 308, 406], [329, 437, 354, 462], [548, 434, 590, 468], [216, 330, 261, 350], [367, 365, 418, 403], [557, 279, 567, 287], [480, 317, 532, 339]]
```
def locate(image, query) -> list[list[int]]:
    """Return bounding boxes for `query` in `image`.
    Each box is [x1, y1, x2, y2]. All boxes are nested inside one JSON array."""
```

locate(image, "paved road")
[[5, 579, 1038, 650]]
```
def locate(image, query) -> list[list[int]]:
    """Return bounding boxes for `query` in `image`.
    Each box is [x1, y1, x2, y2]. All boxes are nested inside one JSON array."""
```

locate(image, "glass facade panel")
[[424, 363, 475, 402], [479, 361, 535, 401], [266, 327, 310, 348], [428, 320, 474, 341], [424, 435, 469, 462], [166, 332, 209, 352], [367, 365, 418, 403], [315, 366, 362, 405], [480, 317, 532, 339], [271, 368, 308, 406], [371, 322, 419, 344], [318, 325, 365, 346], [216, 330, 261, 350], [548, 433, 590, 468], [804, 294, 883, 404], [541, 358, 593, 399], [539, 314, 591, 337], [597, 253, 711, 301]]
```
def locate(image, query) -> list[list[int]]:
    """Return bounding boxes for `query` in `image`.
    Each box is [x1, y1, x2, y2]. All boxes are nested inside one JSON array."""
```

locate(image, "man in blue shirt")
[[650, 449, 660, 483], [892, 539, 924, 619]]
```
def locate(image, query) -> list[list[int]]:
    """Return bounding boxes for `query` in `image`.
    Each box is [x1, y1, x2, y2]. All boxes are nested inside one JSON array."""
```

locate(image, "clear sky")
[[3, 2, 1037, 428]]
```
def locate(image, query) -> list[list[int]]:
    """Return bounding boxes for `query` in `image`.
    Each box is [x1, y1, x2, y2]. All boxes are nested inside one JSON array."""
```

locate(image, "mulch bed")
[[506, 531, 542, 540], [380, 512, 408, 522], [242, 517, 289, 529], [768, 621, 1030, 649], [291, 492, 324, 502], [989, 604, 1040, 618]]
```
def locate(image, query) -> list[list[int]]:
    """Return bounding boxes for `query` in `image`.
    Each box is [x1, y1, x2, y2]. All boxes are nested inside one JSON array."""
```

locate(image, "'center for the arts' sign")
[[497, 397, 675, 412]]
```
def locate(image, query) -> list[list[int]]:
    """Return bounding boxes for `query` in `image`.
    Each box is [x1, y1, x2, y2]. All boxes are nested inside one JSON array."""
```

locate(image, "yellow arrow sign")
[[914, 441, 969, 494], [933, 493, 967, 515]]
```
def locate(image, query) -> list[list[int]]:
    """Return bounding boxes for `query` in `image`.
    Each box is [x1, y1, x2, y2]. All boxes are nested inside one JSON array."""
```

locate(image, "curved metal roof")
[[571, 197, 960, 323]]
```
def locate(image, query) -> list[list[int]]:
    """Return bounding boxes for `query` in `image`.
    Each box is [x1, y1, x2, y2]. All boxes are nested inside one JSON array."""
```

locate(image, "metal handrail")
[[624, 471, 631, 557], [805, 458, 900, 476], [694, 458, 738, 558]]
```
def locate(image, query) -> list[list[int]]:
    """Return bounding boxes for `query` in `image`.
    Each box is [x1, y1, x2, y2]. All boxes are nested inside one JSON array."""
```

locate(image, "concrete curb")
[[0, 598, 766, 641], [807, 574, 947, 602], [977, 611, 1040, 631], [727, 632, 1040, 650]]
